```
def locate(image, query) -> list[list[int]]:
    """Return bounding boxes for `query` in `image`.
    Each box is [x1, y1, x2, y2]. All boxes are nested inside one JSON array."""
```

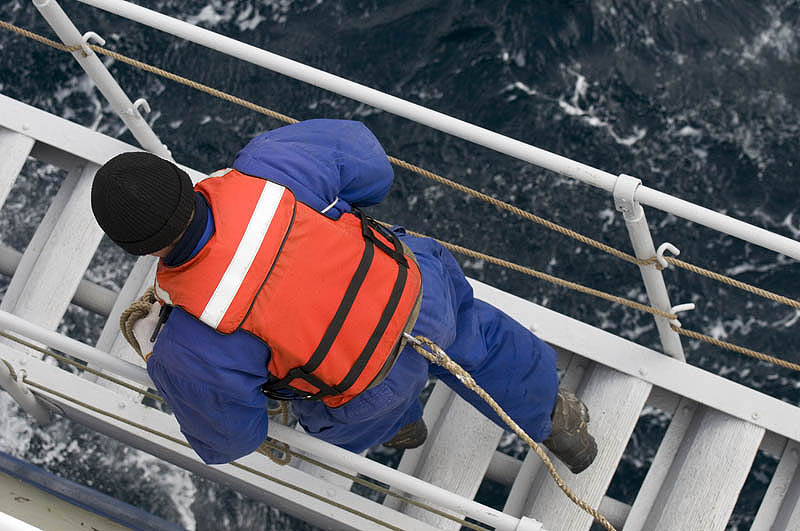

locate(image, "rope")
[[0, 20, 80, 53], [671, 326, 800, 372], [259, 401, 292, 465], [119, 287, 156, 363], [1, 24, 797, 364], [19, 377, 406, 531], [90, 46, 300, 126], [664, 256, 800, 310], [388, 157, 651, 268], [410, 230, 799, 372], [3, 19, 797, 314], [394, 225, 679, 321], [406, 335, 616, 531]]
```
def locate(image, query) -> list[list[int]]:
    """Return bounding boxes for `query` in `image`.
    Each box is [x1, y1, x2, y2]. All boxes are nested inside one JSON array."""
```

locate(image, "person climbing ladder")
[[91, 118, 597, 473]]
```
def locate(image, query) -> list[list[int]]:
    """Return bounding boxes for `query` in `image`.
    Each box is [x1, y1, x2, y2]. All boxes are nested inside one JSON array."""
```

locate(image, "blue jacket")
[[147, 120, 558, 464]]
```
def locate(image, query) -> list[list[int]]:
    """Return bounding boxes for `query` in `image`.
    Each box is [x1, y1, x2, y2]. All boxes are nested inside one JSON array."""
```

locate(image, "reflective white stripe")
[[200, 181, 285, 328], [153, 277, 172, 305]]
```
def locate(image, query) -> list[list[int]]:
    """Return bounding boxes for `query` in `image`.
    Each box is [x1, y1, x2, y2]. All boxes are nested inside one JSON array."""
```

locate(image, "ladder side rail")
[[32, 0, 171, 159], [0, 335, 537, 531], [74, 0, 800, 261], [469, 279, 800, 444], [0, 343, 445, 531]]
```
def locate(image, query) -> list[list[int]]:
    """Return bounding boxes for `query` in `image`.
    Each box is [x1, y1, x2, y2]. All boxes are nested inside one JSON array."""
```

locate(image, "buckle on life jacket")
[[261, 366, 340, 401], [354, 209, 408, 267]]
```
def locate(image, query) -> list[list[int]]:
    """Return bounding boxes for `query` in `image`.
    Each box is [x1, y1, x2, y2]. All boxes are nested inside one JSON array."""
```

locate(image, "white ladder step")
[[751, 439, 800, 531], [385, 381, 503, 529], [630, 406, 764, 530], [1, 160, 103, 331], [520, 360, 651, 531]]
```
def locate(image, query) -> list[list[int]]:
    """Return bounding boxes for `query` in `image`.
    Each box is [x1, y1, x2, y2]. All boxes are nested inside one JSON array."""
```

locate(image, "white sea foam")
[[183, 0, 294, 28], [557, 70, 647, 147], [0, 395, 35, 456], [739, 7, 798, 64]]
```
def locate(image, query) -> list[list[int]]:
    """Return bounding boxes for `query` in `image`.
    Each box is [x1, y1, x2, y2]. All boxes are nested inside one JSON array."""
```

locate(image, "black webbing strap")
[[357, 210, 408, 267], [332, 226, 408, 395], [262, 367, 340, 400], [261, 211, 410, 401]]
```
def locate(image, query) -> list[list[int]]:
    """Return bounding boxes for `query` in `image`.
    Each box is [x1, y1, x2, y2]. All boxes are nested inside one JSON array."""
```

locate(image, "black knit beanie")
[[91, 152, 194, 255]]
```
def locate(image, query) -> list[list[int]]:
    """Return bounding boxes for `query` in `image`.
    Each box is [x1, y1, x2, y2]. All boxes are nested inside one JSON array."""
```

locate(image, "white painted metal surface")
[[2, 4, 800, 529], [752, 440, 800, 531], [72, 0, 800, 261], [0, 130, 34, 211], [386, 382, 503, 529], [33, 0, 171, 159], [613, 173, 685, 361], [639, 408, 764, 531]]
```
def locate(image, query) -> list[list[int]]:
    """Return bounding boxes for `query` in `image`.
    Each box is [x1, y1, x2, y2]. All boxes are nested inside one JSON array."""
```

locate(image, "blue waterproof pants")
[[293, 232, 559, 453]]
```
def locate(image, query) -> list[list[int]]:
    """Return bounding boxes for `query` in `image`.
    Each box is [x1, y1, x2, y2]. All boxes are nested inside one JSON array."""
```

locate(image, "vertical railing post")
[[613, 174, 686, 361], [32, 0, 172, 159], [0, 359, 51, 424]]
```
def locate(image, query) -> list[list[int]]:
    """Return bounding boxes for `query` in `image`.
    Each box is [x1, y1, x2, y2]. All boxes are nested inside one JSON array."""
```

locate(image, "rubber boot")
[[543, 389, 597, 474], [383, 418, 427, 449]]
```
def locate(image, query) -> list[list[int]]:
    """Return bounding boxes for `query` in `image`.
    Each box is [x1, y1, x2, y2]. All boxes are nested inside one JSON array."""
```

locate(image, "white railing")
[[69, 0, 800, 263]]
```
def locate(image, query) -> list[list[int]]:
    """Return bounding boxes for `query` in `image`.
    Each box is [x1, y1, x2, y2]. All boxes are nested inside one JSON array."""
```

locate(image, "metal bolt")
[[21, 123, 30, 131], [118, 402, 126, 410], [751, 412, 760, 421], [638, 368, 647, 377]]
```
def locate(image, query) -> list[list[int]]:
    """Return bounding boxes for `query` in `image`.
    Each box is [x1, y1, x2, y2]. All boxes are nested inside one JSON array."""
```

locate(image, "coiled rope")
[[1, 20, 798, 371]]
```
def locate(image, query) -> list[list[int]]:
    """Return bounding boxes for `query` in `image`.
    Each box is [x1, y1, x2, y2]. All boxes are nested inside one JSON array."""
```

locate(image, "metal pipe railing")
[[614, 174, 686, 361], [268, 423, 538, 531], [0, 309, 152, 385], [74, 0, 800, 261], [0, 308, 541, 531], [32, 0, 171, 159]]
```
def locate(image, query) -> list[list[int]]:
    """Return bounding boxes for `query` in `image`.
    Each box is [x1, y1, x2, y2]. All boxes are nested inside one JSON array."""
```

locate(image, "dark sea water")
[[1, 1, 799, 529]]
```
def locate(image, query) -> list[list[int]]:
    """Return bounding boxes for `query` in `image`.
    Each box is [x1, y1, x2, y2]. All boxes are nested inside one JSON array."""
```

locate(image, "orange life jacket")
[[154, 169, 422, 407]]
